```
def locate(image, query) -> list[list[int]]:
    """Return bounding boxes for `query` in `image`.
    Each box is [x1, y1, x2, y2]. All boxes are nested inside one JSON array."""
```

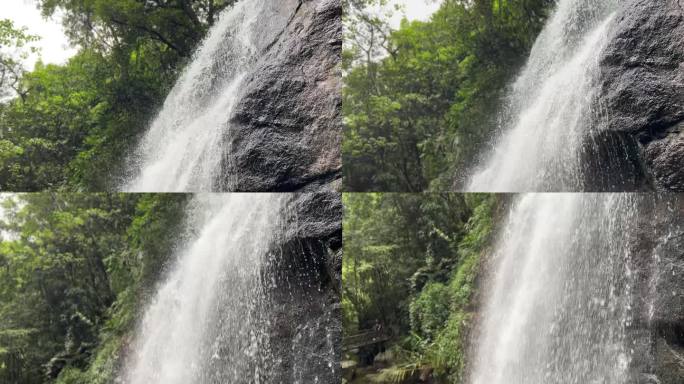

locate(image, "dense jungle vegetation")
[[0, 193, 188, 383], [343, 0, 555, 191], [342, 193, 503, 383], [0, 1, 235, 191]]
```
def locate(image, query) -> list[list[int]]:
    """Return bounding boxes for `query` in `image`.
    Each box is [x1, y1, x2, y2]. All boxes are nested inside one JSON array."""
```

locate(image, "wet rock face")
[[225, 0, 342, 192], [627, 195, 684, 383], [264, 191, 342, 383], [597, 0, 684, 191]]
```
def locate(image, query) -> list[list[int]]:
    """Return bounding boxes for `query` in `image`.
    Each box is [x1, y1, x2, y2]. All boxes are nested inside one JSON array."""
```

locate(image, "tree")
[[342, 193, 472, 335], [343, 0, 554, 191], [0, 19, 39, 100], [39, 0, 237, 57], [0, 193, 188, 383], [0, 1, 237, 190], [342, 193, 498, 381]]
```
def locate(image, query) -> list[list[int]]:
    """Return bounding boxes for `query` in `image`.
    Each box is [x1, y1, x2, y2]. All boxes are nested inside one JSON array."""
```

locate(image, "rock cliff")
[[225, 0, 342, 192], [626, 195, 684, 384], [265, 191, 342, 382], [597, 0, 684, 191]]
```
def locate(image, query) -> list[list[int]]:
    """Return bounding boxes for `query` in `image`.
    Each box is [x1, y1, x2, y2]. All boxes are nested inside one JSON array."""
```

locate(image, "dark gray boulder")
[[225, 0, 342, 192], [264, 191, 342, 383], [597, 0, 684, 191]]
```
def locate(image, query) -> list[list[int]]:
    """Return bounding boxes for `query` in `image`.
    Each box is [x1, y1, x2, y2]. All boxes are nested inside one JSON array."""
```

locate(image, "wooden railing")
[[343, 330, 390, 351]]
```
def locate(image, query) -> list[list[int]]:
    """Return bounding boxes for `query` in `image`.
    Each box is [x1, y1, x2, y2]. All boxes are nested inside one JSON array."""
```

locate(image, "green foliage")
[[343, 193, 497, 382], [342, 193, 471, 336], [53, 367, 89, 384], [0, 47, 172, 190], [425, 310, 469, 381], [0, 1, 236, 191], [423, 195, 495, 381], [343, 0, 554, 191], [0, 193, 188, 383], [409, 282, 451, 341], [54, 334, 124, 384], [39, 0, 236, 58]]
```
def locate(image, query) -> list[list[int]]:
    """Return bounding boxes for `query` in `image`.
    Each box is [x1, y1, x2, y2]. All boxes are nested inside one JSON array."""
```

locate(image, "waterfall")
[[470, 194, 655, 384], [123, 194, 286, 383], [467, 0, 618, 192], [122, 0, 296, 192]]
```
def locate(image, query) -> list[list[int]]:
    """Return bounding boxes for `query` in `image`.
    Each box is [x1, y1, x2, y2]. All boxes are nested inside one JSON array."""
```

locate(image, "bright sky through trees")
[[2, 0, 77, 68], [3, 0, 440, 67], [389, 0, 442, 28]]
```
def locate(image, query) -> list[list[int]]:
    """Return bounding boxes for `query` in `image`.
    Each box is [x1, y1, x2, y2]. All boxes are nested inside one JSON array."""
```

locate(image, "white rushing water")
[[124, 194, 286, 384], [471, 194, 640, 384], [467, 0, 618, 192], [123, 0, 293, 192]]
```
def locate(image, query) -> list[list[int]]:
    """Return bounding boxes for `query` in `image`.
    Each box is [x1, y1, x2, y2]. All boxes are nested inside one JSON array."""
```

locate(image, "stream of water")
[[470, 194, 643, 383], [123, 194, 286, 383], [122, 0, 294, 192], [467, 0, 619, 192]]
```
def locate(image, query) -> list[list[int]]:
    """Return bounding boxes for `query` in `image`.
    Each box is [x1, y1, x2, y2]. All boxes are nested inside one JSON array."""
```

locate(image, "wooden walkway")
[[343, 330, 390, 351]]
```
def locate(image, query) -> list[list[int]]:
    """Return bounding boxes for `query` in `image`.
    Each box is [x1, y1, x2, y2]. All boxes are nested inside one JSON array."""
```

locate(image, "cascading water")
[[122, 0, 296, 192], [467, 0, 619, 192], [470, 194, 652, 384], [123, 194, 286, 383]]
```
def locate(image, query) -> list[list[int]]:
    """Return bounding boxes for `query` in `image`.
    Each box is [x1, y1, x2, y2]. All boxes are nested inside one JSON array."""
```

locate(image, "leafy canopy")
[[343, 0, 554, 191]]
